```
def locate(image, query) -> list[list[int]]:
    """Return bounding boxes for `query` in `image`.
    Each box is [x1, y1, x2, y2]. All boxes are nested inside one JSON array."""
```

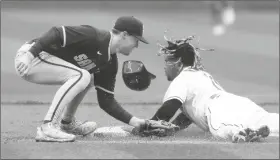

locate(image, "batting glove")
[[15, 51, 34, 77]]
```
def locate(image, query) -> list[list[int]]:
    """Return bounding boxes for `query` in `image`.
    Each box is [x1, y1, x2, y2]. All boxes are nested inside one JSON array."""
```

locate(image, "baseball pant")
[[14, 43, 92, 124], [205, 92, 279, 140]]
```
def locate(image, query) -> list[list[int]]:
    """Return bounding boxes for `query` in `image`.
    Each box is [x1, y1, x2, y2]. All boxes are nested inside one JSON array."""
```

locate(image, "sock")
[[43, 120, 51, 124]]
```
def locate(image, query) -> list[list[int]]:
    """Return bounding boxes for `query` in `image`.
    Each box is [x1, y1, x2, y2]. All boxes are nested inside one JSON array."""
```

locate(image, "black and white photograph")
[[1, 0, 279, 159]]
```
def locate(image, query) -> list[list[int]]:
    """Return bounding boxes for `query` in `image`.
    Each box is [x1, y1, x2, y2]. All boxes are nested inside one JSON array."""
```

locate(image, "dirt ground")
[[1, 104, 279, 159], [1, 1, 279, 159]]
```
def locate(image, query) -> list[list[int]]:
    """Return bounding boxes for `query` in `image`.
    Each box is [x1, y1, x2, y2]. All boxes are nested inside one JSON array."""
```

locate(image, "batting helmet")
[[122, 60, 156, 91]]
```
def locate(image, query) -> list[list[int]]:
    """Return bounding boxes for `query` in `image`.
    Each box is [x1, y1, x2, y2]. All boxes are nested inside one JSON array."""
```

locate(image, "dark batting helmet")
[[122, 60, 156, 91]]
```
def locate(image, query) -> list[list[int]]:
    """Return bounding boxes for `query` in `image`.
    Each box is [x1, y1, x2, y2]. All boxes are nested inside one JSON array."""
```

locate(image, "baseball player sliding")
[[14, 16, 177, 142], [148, 32, 279, 142]]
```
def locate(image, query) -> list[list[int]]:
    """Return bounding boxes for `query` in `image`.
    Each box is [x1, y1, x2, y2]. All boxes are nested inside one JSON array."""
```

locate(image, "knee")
[[79, 69, 91, 89], [15, 42, 34, 61], [209, 128, 229, 140], [14, 43, 33, 78]]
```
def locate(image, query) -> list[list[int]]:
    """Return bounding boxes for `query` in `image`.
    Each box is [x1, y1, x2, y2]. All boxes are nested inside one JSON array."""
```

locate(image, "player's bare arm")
[[97, 88, 135, 126], [171, 112, 193, 131], [150, 99, 193, 131], [92, 54, 131, 126], [151, 99, 182, 121]]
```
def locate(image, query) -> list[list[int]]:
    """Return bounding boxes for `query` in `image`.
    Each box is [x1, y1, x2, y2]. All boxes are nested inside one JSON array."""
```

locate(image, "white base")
[[93, 126, 132, 137]]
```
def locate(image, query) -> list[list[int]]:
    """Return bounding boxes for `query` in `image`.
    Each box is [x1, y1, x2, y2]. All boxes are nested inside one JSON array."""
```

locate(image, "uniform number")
[[74, 54, 96, 71]]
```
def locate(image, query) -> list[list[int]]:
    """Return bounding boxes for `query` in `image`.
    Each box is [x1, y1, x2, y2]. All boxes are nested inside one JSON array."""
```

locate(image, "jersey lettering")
[[77, 59, 92, 67], [74, 54, 88, 61], [82, 63, 96, 71], [74, 54, 96, 71]]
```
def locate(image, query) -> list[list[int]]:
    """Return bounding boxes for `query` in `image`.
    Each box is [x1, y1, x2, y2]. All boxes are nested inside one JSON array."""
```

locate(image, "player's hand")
[[135, 120, 180, 137], [15, 51, 34, 77]]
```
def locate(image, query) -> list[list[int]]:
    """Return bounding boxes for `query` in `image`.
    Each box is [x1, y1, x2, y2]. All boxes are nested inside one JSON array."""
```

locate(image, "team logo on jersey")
[[97, 51, 102, 55], [74, 54, 96, 71]]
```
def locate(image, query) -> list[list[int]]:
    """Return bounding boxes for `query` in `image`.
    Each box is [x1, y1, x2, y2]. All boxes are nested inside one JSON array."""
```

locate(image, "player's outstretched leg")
[[232, 125, 270, 143], [205, 92, 271, 143], [256, 113, 279, 137]]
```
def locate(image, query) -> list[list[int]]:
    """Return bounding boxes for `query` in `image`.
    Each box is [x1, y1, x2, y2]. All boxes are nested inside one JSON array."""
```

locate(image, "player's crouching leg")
[[35, 123, 76, 142], [61, 118, 98, 136], [60, 69, 97, 136], [14, 42, 35, 78]]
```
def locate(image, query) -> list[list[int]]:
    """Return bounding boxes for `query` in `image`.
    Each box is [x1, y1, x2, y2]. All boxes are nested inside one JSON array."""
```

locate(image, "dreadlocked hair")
[[172, 43, 196, 69], [157, 33, 214, 71], [187, 43, 206, 71]]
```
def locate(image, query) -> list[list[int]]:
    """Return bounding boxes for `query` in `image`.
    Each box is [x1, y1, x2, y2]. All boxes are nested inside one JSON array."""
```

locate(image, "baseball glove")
[[132, 120, 180, 137]]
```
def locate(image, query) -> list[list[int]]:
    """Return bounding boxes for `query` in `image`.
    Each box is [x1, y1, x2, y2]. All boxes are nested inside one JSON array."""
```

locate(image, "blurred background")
[[1, 1, 279, 104]]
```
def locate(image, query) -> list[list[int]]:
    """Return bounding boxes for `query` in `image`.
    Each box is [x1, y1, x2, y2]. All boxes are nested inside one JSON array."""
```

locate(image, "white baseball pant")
[[205, 92, 279, 140], [14, 42, 93, 124]]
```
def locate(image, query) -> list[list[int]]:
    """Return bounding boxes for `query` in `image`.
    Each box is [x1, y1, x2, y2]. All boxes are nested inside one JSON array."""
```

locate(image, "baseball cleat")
[[255, 125, 270, 138], [232, 125, 270, 143], [61, 118, 97, 136], [35, 123, 76, 142]]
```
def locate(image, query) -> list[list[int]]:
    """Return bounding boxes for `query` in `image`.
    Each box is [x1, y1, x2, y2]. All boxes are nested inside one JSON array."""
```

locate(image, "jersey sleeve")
[[60, 25, 97, 47], [94, 55, 118, 95], [163, 72, 191, 104], [28, 25, 96, 57], [28, 26, 63, 57]]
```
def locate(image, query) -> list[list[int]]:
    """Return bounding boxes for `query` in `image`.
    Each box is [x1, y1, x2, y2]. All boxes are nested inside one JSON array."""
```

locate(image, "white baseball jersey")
[[163, 67, 279, 139], [163, 67, 224, 131]]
